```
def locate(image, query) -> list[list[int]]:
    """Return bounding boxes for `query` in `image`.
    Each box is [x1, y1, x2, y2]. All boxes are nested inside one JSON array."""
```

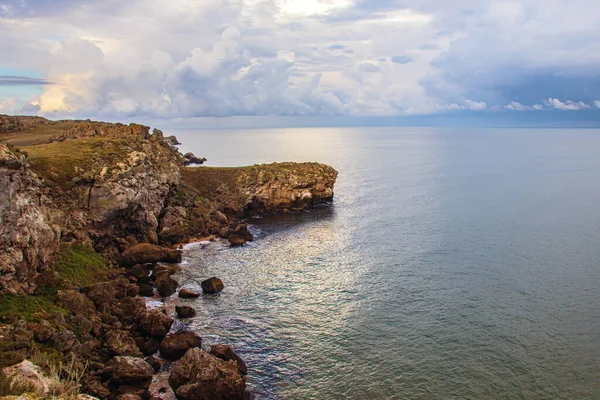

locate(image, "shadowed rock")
[[201, 277, 224, 294], [179, 288, 201, 299], [159, 331, 202, 360], [175, 306, 196, 319]]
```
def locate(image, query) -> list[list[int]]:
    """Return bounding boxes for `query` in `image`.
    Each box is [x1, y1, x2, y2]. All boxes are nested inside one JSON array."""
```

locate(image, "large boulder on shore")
[[121, 244, 182, 267], [168, 348, 245, 400], [107, 356, 154, 389], [139, 309, 174, 337], [201, 277, 224, 294], [160, 331, 202, 360], [210, 345, 248, 375]]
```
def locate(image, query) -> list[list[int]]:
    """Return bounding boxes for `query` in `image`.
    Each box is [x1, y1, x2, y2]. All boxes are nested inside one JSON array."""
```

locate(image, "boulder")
[[159, 331, 202, 360], [130, 264, 150, 280], [57, 290, 97, 317], [115, 296, 147, 324], [121, 244, 182, 267], [105, 331, 143, 357], [178, 289, 200, 299], [155, 273, 179, 297], [108, 356, 154, 389], [201, 277, 224, 294], [2, 360, 56, 395], [228, 234, 246, 247], [210, 345, 248, 375], [233, 224, 253, 242], [139, 309, 174, 337], [168, 348, 245, 400], [175, 306, 196, 319]]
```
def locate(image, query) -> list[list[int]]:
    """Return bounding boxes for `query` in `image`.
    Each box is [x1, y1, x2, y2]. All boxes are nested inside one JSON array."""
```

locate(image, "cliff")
[[0, 115, 338, 294]]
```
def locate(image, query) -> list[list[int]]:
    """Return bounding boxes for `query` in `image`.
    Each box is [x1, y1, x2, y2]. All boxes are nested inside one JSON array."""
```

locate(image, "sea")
[[169, 127, 600, 399]]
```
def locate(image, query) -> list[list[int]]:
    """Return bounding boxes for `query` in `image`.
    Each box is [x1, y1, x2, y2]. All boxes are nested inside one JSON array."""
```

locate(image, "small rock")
[[144, 356, 163, 373], [138, 282, 155, 297], [136, 337, 161, 357], [210, 344, 248, 375], [156, 273, 179, 297], [178, 289, 200, 299], [33, 320, 55, 343], [228, 234, 246, 247], [159, 331, 202, 360], [201, 277, 224, 294], [175, 306, 196, 319], [51, 329, 80, 353]]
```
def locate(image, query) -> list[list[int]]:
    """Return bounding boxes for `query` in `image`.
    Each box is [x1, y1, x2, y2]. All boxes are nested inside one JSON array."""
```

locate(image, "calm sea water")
[[169, 127, 600, 399]]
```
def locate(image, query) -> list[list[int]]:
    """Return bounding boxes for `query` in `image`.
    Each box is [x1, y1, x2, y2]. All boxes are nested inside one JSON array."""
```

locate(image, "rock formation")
[[0, 114, 338, 399]]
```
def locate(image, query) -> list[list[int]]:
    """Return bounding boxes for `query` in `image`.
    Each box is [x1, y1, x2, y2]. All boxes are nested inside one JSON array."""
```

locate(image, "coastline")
[[0, 115, 338, 399]]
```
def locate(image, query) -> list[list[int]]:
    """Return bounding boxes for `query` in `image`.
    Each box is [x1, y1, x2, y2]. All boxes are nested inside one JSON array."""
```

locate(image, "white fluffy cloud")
[[0, 0, 599, 119], [545, 98, 591, 111]]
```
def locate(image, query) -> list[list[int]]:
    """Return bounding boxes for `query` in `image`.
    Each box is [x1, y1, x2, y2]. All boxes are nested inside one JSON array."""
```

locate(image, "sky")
[[0, 0, 599, 126]]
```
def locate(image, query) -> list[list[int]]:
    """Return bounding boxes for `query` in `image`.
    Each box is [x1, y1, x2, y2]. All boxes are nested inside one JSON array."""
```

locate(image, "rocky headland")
[[0, 115, 337, 399]]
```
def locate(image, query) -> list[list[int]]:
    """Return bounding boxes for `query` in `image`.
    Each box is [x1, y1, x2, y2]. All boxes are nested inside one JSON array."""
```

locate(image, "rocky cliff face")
[[0, 144, 59, 293], [0, 115, 338, 294]]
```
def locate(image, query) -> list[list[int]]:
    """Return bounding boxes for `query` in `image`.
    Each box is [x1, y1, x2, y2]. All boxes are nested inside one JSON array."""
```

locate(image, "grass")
[[25, 137, 132, 186], [0, 121, 77, 147], [0, 244, 107, 322], [54, 244, 108, 287], [0, 294, 66, 323]]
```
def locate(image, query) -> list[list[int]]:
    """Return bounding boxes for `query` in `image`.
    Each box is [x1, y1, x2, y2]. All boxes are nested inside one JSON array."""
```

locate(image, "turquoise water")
[[171, 128, 600, 399]]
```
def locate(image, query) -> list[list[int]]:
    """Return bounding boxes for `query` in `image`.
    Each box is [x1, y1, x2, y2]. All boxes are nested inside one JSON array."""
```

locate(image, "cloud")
[[545, 98, 591, 111], [390, 55, 413, 64], [595, 100, 600, 109], [0, 76, 53, 86], [0, 0, 599, 119], [358, 62, 381, 73]]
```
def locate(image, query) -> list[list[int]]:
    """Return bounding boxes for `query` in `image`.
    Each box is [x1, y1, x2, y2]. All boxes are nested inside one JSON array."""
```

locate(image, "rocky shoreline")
[[0, 115, 338, 399]]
